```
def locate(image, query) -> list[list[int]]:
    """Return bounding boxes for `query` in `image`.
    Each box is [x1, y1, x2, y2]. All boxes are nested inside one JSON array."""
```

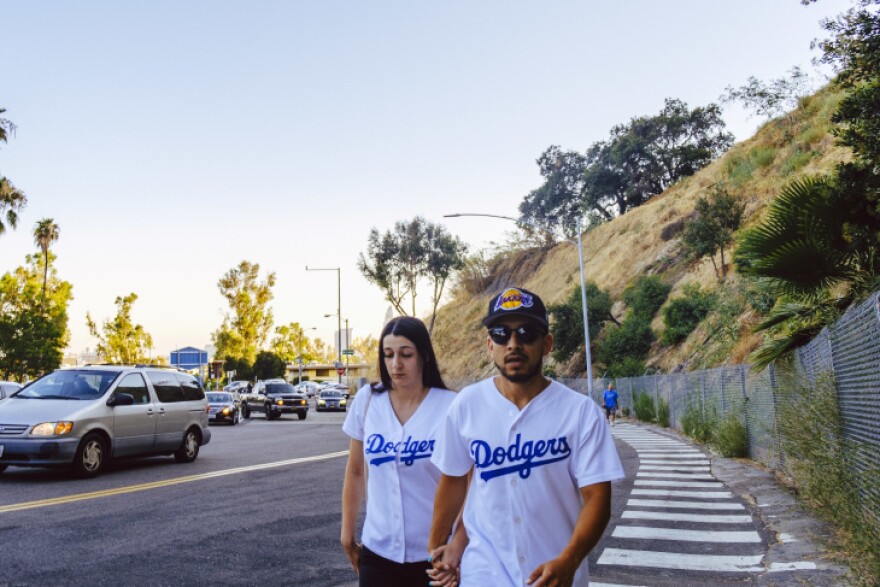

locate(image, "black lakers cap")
[[481, 287, 548, 328]]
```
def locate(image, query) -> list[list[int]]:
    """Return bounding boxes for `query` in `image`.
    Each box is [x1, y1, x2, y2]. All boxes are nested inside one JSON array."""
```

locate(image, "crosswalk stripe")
[[640, 459, 710, 465], [637, 472, 716, 480], [598, 548, 764, 572], [627, 498, 745, 510], [639, 465, 709, 473], [622, 510, 754, 524], [632, 489, 733, 498], [612, 526, 761, 542], [634, 479, 724, 488]]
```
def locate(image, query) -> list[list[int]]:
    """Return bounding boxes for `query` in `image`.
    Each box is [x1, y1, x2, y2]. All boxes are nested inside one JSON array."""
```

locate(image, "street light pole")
[[307, 265, 342, 383], [444, 212, 594, 398]]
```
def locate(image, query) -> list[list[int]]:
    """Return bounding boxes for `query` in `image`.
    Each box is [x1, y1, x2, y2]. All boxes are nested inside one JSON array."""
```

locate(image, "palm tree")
[[0, 177, 27, 236], [33, 218, 60, 310], [736, 176, 880, 367], [0, 107, 16, 144]]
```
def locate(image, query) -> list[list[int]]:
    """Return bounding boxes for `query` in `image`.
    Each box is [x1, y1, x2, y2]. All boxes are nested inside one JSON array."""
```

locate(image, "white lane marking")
[[634, 480, 724, 488], [769, 561, 817, 572], [613, 526, 761, 543], [632, 489, 733, 498], [627, 498, 745, 510], [598, 548, 764, 572], [622, 510, 753, 524], [591, 583, 649, 587], [637, 472, 716, 480], [778, 533, 798, 543]]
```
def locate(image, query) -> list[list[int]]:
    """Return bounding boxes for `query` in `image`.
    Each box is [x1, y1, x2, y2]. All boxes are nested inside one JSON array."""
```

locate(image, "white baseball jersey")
[[343, 384, 456, 563], [432, 378, 624, 586]]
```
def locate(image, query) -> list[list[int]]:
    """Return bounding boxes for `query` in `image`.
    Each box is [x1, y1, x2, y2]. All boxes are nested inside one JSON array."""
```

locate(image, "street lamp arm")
[[444, 213, 576, 245]]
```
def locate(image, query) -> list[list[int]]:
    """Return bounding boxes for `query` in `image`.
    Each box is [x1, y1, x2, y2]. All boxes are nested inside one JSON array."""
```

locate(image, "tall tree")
[[0, 107, 16, 145], [86, 293, 154, 364], [0, 253, 73, 380], [33, 218, 60, 310], [270, 322, 315, 363], [0, 177, 27, 237], [681, 186, 745, 279], [212, 261, 276, 363], [358, 217, 466, 333], [520, 99, 733, 231]]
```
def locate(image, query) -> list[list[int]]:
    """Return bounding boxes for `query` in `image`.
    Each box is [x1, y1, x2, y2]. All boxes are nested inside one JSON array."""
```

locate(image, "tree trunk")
[[709, 253, 720, 280], [41, 248, 48, 311], [719, 246, 727, 278]]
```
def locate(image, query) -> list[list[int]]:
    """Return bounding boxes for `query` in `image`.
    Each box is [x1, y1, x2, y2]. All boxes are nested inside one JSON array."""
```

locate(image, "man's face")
[[487, 316, 552, 384]]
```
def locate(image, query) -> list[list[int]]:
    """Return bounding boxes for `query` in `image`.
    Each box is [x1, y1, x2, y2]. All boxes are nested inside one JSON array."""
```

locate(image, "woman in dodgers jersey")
[[341, 316, 465, 587]]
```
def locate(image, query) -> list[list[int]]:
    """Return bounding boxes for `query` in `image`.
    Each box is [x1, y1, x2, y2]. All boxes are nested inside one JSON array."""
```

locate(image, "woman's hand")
[[426, 540, 465, 587], [341, 536, 362, 574]]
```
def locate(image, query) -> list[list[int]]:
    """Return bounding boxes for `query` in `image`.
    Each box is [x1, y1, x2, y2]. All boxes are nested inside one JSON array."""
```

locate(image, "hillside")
[[432, 87, 853, 389]]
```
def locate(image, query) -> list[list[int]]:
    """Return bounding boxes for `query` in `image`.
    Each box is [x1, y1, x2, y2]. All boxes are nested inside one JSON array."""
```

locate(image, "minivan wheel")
[[265, 405, 275, 420], [72, 433, 107, 478], [174, 429, 200, 463]]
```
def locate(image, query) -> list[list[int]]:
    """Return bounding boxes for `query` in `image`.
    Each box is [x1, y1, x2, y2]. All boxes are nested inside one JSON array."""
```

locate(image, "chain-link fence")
[[561, 290, 880, 517]]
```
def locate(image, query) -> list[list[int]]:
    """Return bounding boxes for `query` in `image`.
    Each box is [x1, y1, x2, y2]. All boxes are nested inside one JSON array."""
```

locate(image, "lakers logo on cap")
[[494, 288, 534, 312]]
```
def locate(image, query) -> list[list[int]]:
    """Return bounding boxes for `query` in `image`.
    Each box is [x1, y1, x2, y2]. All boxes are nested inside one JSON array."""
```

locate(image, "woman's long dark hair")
[[373, 316, 447, 392]]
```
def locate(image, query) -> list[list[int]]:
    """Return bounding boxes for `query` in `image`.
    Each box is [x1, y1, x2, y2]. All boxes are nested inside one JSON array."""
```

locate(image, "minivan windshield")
[[15, 370, 120, 400]]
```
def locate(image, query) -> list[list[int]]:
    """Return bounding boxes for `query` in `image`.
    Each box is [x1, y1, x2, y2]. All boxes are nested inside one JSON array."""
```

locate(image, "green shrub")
[[621, 406, 630, 418], [661, 284, 717, 345], [680, 401, 716, 443], [633, 391, 656, 422], [548, 282, 614, 364], [656, 397, 670, 427], [713, 414, 749, 457], [596, 314, 654, 368], [798, 126, 827, 147], [726, 153, 754, 184], [606, 356, 646, 378], [750, 147, 777, 168], [780, 148, 815, 175], [623, 276, 671, 318], [777, 372, 880, 582]]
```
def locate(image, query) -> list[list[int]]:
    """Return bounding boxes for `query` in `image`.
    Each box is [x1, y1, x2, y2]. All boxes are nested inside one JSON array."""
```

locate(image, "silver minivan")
[[0, 365, 211, 478]]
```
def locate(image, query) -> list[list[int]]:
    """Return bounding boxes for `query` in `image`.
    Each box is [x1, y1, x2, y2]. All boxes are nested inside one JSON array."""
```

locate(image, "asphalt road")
[[0, 411, 849, 587]]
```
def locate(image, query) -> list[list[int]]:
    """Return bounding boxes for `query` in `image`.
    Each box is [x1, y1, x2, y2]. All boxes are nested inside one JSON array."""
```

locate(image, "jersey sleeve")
[[571, 399, 625, 487], [341, 384, 371, 441], [430, 393, 472, 477]]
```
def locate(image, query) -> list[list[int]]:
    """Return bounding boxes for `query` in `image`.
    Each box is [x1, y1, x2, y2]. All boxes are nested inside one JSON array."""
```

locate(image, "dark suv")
[[241, 381, 309, 421]]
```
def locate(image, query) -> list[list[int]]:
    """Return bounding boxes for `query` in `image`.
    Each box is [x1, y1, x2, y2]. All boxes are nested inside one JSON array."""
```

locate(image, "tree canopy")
[[358, 217, 467, 332], [212, 260, 276, 363], [520, 98, 733, 234], [0, 253, 72, 380], [86, 293, 154, 364]]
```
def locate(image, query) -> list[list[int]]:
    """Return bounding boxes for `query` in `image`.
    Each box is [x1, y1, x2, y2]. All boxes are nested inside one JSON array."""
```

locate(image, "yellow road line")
[[0, 450, 349, 514]]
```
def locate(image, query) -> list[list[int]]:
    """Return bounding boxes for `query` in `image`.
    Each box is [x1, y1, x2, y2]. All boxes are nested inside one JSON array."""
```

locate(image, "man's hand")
[[525, 553, 579, 587], [426, 543, 461, 587]]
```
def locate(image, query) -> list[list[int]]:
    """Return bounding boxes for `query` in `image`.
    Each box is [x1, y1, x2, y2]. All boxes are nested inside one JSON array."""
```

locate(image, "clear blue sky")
[[0, 0, 851, 357]]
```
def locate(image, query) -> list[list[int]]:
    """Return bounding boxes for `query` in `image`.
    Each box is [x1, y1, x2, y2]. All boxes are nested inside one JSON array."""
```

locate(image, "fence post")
[[720, 368, 727, 415]]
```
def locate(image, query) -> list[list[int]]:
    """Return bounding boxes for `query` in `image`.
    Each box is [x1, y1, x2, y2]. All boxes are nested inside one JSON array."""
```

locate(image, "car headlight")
[[32, 422, 74, 436], [340, 399, 347, 406], [318, 400, 326, 406], [276, 399, 284, 406], [222, 407, 231, 415]]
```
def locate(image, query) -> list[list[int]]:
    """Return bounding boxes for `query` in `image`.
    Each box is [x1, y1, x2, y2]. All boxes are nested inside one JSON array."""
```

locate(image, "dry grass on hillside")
[[433, 87, 852, 387]]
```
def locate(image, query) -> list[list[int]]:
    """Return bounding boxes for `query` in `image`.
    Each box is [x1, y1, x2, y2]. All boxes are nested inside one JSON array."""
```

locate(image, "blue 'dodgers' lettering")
[[365, 433, 435, 467], [470, 433, 571, 482]]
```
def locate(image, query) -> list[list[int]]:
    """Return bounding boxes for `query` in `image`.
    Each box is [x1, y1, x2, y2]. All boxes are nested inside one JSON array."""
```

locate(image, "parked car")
[[223, 380, 249, 393], [241, 380, 309, 420], [0, 365, 211, 478], [294, 381, 320, 398], [0, 381, 22, 401], [206, 391, 241, 425], [316, 389, 347, 412]]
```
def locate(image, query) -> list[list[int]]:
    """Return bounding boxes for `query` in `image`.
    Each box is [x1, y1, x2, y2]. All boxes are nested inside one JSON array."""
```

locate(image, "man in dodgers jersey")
[[429, 287, 623, 586]]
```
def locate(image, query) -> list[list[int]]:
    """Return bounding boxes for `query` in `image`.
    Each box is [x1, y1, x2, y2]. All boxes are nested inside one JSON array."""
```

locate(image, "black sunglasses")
[[488, 325, 546, 345]]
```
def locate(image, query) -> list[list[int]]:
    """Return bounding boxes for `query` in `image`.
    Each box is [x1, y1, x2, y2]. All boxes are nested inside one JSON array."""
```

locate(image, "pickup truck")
[[240, 380, 309, 420]]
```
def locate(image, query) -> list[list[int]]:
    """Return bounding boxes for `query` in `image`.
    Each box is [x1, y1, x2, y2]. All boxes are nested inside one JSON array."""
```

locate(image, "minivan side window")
[[147, 371, 184, 403], [115, 374, 150, 404], [176, 373, 205, 401]]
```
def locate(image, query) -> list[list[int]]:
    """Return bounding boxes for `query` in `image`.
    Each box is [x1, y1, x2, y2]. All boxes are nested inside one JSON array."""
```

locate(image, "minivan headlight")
[[32, 422, 74, 436]]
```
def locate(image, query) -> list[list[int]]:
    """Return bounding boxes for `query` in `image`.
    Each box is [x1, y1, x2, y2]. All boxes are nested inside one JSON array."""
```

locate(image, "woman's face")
[[383, 334, 424, 390]]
